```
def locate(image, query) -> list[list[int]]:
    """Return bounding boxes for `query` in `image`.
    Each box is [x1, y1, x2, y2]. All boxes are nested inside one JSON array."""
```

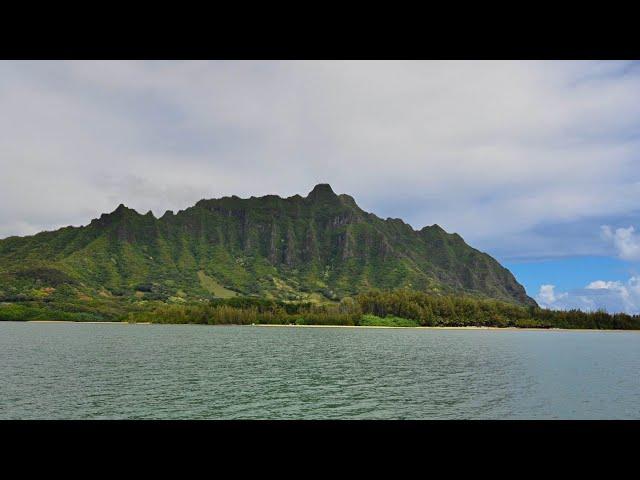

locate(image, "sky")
[[1, 60, 640, 312]]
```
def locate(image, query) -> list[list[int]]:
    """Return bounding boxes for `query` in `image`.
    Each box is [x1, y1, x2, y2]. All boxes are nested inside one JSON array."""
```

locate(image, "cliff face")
[[0, 184, 536, 306]]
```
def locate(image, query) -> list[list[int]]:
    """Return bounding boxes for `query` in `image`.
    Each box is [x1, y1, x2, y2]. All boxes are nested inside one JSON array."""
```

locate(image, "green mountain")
[[0, 184, 535, 307]]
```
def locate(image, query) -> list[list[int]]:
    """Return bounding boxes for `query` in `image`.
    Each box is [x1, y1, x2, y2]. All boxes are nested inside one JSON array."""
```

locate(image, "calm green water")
[[1, 322, 639, 419]]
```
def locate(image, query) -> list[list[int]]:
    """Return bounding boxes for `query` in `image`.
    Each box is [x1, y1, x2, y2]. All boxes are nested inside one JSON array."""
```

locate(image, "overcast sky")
[[2, 61, 640, 311]]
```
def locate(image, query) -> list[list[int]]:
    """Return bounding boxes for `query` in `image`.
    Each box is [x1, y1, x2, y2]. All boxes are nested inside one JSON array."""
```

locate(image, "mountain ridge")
[[0, 184, 536, 307]]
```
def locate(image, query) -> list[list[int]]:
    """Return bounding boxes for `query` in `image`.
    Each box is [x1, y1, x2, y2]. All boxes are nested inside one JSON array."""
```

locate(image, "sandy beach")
[[250, 323, 640, 332]]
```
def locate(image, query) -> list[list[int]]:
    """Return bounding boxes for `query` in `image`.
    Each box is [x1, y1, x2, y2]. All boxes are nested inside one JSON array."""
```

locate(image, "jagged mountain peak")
[[112, 203, 138, 215], [306, 183, 337, 200]]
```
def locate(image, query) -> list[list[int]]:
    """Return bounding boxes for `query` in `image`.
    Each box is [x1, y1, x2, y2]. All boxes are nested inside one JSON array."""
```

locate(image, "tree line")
[[121, 290, 640, 330]]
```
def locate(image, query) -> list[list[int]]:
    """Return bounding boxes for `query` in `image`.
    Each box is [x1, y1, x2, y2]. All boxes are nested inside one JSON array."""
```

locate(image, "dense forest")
[[3, 288, 638, 330]]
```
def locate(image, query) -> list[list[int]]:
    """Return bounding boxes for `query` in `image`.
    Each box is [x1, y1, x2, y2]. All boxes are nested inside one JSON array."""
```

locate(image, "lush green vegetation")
[[0, 303, 106, 322], [360, 314, 420, 327], [124, 296, 361, 325], [355, 290, 640, 330], [0, 184, 534, 308], [4, 288, 637, 330]]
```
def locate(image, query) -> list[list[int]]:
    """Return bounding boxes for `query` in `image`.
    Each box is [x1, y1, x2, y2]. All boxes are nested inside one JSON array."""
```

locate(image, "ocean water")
[[1, 322, 639, 419]]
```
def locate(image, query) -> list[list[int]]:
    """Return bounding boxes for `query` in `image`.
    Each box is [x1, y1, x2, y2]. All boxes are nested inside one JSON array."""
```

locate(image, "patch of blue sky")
[[504, 256, 638, 296]]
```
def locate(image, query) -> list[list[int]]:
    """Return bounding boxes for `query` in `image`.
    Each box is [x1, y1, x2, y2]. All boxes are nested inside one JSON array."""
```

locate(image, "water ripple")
[[1, 323, 639, 419]]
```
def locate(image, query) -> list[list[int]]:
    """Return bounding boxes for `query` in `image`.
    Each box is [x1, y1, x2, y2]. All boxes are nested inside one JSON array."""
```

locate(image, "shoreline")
[[15, 320, 639, 332], [250, 324, 639, 333]]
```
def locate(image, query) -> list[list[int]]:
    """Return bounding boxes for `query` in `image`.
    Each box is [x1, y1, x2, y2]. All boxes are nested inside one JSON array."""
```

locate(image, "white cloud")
[[537, 276, 640, 314], [1, 61, 640, 261], [537, 284, 568, 305], [601, 225, 640, 261], [586, 280, 624, 290]]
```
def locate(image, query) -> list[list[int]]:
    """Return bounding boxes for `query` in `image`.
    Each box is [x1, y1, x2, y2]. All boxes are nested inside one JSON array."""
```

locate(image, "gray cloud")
[[2, 60, 640, 261]]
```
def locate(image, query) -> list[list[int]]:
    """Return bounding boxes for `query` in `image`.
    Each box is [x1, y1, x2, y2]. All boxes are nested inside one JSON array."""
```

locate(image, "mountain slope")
[[0, 184, 536, 306]]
